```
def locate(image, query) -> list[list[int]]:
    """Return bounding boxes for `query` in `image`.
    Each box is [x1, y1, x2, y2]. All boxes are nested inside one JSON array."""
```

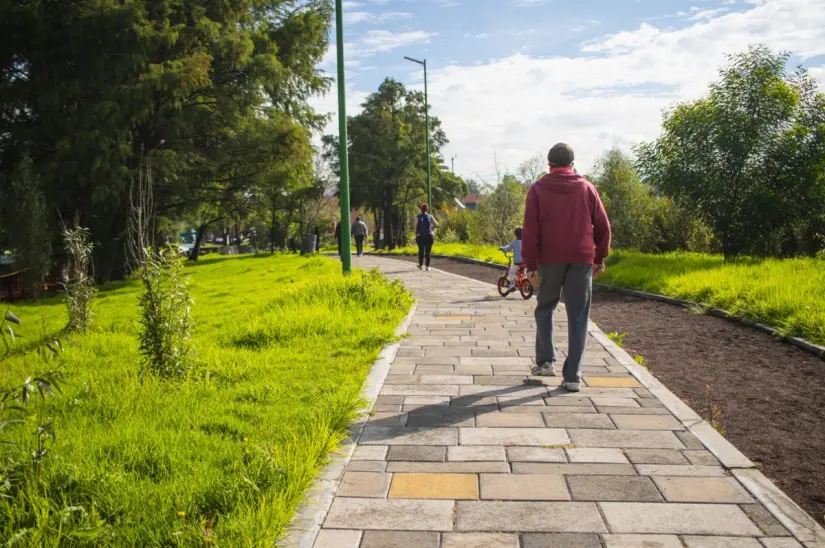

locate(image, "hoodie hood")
[[534, 171, 587, 194]]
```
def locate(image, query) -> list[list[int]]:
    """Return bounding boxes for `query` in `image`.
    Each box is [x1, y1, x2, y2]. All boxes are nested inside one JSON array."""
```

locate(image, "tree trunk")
[[190, 223, 208, 261], [372, 209, 381, 249], [383, 205, 394, 251], [270, 201, 276, 254]]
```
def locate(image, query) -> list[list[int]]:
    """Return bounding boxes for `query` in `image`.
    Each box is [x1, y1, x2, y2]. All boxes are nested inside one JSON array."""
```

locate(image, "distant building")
[[461, 194, 484, 211]]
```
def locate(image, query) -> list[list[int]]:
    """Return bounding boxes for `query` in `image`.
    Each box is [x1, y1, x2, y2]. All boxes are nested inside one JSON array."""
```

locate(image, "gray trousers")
[[535, 264, 593, 383]]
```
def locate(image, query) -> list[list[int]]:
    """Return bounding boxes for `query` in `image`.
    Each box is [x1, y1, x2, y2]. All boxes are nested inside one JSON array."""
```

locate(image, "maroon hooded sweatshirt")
[[522, 167, 611, 271]]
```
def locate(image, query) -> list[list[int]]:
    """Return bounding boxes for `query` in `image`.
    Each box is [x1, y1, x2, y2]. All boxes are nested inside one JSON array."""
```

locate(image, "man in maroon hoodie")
[[522, 143, 611, 392]]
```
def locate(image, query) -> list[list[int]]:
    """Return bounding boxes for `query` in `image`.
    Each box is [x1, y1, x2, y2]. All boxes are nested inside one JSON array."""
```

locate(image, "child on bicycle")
[[500, 227, 523, 292]]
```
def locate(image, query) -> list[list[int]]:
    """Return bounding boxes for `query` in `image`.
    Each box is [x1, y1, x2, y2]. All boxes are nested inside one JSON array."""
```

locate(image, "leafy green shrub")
[[439, 228, 460, 244], [439, 209, 472, 242], [138, 249, 193, 378], [61, 223, 96, 332]]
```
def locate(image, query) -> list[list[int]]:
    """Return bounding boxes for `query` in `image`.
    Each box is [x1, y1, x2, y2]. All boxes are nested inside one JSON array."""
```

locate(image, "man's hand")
[[592, 263, 605, 278], [527, 270, 539, 288]]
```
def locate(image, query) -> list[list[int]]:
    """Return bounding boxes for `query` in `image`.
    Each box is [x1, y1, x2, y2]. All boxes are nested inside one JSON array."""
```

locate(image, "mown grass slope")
[[1, 254, 411, 546]]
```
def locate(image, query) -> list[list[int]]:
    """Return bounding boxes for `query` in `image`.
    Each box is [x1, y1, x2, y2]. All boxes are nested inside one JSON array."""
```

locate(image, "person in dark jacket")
[[522, 143, 612, 392], [413, 203, 439, 271]]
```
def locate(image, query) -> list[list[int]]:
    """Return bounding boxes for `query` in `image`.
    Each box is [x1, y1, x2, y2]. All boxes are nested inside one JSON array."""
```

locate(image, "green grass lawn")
[[1, 254, 411, 545], [377, 242, 825, 345], [601, 250, 825, 345]]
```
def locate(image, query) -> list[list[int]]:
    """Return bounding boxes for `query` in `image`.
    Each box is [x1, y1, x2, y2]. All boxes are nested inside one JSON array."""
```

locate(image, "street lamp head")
[[404, 56, 425, 66]]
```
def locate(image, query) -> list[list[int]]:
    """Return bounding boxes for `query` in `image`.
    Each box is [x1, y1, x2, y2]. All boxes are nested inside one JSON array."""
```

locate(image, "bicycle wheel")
[[519, 279, 534, 299], [497, 276, 509, 296]]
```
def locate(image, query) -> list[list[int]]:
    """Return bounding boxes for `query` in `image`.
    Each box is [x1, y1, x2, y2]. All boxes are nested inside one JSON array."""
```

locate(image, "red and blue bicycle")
[[497, 251, 534, 299]]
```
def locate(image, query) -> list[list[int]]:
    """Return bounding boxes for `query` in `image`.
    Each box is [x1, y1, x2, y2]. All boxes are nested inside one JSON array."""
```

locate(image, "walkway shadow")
[[362, 381, 567, 441]]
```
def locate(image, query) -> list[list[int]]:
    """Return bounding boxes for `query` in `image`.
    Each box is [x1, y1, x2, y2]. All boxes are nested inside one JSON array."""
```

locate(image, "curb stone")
[[279, 303, 418, 548]]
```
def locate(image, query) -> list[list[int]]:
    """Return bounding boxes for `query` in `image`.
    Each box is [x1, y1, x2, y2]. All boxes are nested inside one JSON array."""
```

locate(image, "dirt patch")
[[384, 253, 825, 526]]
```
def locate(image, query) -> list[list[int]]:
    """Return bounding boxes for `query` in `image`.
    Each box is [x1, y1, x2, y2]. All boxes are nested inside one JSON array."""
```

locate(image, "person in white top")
[[500, 226, 523, 291]]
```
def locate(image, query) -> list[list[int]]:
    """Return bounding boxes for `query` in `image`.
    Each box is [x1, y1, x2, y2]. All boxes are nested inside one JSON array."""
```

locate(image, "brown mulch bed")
[[384, 254, 825, 526]]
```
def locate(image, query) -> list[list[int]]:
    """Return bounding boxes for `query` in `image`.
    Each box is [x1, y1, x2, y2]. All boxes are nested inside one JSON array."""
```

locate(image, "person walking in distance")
[[522, 143, 611, 392], [414, 203, 438, 271], [351, 216, 369, 257]]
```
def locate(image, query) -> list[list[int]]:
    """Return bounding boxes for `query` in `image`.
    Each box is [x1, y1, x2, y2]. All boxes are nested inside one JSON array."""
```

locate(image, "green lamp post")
[[335, 0, 352, 274], [404, 56, 432, 208]]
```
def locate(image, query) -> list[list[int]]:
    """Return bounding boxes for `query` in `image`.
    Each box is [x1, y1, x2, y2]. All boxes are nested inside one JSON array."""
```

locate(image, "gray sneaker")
[[561, 380, 581, 392], [530, 362, 557, 376]]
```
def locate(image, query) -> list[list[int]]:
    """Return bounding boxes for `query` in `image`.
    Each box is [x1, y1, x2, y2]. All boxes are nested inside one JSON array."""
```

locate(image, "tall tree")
[[0, 0, 332, 278], [588, 148, 659, 251], [325, 78, 463, 249], [469, 175, 527, 244], [516, 154, 546, 189], [636, 45, 825, 257]]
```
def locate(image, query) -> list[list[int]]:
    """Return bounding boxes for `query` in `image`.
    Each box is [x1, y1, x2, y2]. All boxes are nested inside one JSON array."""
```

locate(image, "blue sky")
[[312, 0, 825, 182]]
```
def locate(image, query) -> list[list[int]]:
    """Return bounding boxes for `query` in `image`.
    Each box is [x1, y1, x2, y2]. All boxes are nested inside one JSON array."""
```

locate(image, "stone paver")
[[512, 463, 636, 476], [566, 448, 629, 463], [456, 501, 607, 533], [448, 446, 506, 461], [684, 537, 763, 547], [313, 529, 362, 548], [302, 257, 822, 548], [388, 473, 479, 499], [337, 472, 392, 498], [567, 475, 663, 502], [324, 498, 454, 531], [601, 534, 683, 548], [521, 533, 602, 547], [360, 531, 440, 548], [600, 502, 762, 535], [610, 414, 683, 430], [386, 445, 446, 462], [654, 476, 754, 503], [479, 473, 570, 500], [506, 446, 566, 462], [460, 427, 570, 446], [441, 533, 519, 548]]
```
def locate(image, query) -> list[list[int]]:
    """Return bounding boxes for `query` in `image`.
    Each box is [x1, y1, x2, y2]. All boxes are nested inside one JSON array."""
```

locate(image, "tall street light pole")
[[404, 56, 432, 208], [336, 0, 352, 274]]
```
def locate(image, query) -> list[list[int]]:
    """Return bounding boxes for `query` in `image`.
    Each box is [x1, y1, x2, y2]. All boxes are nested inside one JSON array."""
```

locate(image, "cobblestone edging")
[[280, 303, 418, 548], [373, 252, 825, 361]]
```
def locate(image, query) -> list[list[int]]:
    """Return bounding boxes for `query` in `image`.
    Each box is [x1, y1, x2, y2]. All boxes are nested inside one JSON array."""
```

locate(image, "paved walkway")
[[302, 257, 825, 548]]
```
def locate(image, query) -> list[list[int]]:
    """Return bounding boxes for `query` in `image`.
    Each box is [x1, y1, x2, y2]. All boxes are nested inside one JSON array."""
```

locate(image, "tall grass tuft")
[[61, 222, 96, 333], [138, 249, 193, 378]]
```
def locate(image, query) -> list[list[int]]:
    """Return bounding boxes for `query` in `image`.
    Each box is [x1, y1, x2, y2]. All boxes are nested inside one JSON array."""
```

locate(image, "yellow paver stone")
[[584, 377, 641, 388], [389, 473, 479, 500]]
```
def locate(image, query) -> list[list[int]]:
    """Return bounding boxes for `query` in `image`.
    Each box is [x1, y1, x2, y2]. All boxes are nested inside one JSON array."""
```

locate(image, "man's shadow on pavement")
[[361, 380, 573, 443]]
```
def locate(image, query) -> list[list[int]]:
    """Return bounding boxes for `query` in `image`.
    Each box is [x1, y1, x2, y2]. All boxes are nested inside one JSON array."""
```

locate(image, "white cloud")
[[316, 0, 825, 182], [321, 29, 437, 69], [512, 0, 547, 6], [344, 11, 413, 25], [690, 7, 730, 19]]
